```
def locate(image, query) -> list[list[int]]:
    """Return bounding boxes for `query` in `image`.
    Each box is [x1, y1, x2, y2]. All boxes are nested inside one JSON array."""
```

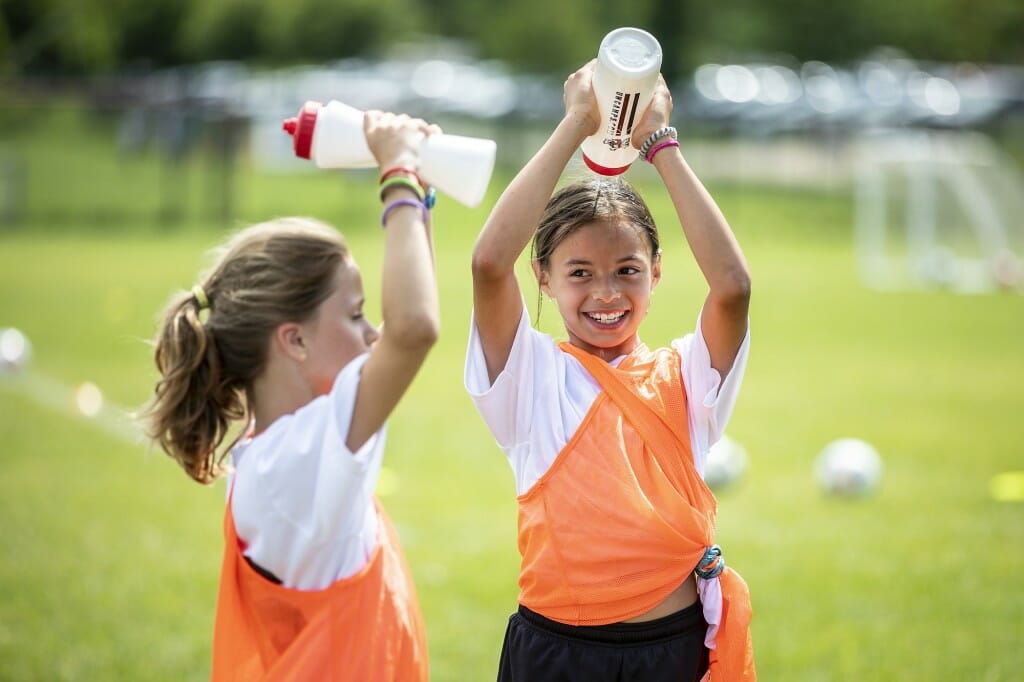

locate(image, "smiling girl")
[[466, 60, 756, 681]]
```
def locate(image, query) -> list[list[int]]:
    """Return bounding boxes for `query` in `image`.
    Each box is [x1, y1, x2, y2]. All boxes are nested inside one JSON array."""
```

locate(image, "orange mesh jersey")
[[516, 342, 755, 680], [211, 497, 429, 681]]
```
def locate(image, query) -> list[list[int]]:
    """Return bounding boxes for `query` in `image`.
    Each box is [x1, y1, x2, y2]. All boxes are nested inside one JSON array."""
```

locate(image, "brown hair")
[[143, 217, 349, 483], [532, 178, 659, 319]]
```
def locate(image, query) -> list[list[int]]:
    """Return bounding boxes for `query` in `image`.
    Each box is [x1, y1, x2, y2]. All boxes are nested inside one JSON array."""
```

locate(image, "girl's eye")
[[620, 266, 640, 276], [569, 269, 588, 278]]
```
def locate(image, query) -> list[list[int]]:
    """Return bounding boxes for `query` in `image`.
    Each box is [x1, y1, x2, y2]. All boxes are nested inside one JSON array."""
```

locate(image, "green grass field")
[[1, 110, 1023, 680]]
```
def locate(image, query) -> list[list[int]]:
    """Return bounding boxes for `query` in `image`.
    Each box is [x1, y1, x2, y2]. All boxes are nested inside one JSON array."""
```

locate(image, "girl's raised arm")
[[636, 78, 751, 376], [471, 62, 600, 385], [347, 112, 441, 451]]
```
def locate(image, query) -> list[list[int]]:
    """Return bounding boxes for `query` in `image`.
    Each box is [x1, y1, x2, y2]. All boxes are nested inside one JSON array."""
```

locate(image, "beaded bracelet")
[[380, 166, 425, 189], [646, 139, 680, 163], [379, 176, 425, 202], [381, 198, 428, 227], [638, 126, 678, 159]]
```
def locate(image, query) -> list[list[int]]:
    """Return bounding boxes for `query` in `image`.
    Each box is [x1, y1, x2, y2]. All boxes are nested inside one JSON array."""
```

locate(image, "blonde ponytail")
[[143, 217, 348, 483]]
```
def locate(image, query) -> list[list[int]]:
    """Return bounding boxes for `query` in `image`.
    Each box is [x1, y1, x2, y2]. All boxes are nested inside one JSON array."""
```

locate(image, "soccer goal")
[[854, 129, 1023, 293]]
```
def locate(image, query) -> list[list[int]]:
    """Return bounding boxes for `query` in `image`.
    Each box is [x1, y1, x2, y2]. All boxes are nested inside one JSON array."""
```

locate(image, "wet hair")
[[143, 217, 349, 483], [532, 178, 660, 320]]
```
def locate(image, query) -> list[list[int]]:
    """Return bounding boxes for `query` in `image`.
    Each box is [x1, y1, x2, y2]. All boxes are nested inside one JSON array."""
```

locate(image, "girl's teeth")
[[590, 312, 623, 323]]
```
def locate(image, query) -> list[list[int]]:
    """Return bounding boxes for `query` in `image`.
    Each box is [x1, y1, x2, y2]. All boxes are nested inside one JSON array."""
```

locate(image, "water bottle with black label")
[[580, 28, 663, 176]]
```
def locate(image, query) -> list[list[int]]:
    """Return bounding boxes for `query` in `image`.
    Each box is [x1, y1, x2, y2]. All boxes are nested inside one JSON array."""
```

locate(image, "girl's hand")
[[631, 75, 673, 149], [363, 111, 442, 171], [563, 60, 600, 137]]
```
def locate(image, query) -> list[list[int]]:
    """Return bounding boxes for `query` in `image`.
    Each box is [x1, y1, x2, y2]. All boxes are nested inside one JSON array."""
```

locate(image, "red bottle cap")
[[282, 101, 321, 159]]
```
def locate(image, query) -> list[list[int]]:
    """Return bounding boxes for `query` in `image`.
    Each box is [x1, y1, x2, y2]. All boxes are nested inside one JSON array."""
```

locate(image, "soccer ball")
[[0, 327, 32, 375], [704, 435, 748, 491], [815, 438, 883, 497]]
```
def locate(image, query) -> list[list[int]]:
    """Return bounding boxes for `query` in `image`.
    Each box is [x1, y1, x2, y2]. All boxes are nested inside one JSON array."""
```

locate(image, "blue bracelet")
[[381, 198, 428, 227]]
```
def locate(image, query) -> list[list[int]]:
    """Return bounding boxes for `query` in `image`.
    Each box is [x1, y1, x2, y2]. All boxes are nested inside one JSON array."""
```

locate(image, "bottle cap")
[[599, 28, 662, 76], [282, 101, 321, 159]]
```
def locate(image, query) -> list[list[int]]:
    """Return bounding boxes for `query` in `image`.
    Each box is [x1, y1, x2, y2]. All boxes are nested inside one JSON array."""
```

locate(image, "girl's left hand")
[[631, 75, 673, 149], [364, 111, 442, 171]]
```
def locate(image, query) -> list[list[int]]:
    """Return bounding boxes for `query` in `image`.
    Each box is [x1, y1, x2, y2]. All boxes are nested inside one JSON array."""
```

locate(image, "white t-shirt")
[[465, 302, 749, 495], [228, 353, 385, 591]]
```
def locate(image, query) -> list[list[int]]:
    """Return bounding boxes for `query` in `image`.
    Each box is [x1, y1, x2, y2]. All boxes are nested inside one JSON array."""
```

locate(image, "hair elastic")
[[646, 139, 680, 163], [695, 545, 726, 580], [191, 285, 210, 310], [639, 126, 677, 159], [381, 198, 428, 227]]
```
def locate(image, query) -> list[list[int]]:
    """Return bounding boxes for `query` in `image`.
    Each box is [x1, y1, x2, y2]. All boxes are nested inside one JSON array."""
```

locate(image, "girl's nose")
[[366, 322, 381, 345], [593, 281, 621, 303]]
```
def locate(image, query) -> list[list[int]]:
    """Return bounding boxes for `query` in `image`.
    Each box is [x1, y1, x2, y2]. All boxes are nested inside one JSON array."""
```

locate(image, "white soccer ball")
[[704, 435, 748, 491], [815, 438, 883, 497], [0, 327, 32, 375]]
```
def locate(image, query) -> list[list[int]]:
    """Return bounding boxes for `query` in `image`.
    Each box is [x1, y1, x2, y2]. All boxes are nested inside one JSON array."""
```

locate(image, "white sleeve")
[[466, 302, 577, 494], [673, 309, 750, 477], [232, 353, 383, 588], [464, 301, 539, 449]]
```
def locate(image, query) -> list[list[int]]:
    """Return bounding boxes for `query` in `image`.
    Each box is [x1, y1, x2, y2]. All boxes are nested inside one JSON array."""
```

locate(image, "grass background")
[[0, 106, 1022, 680]]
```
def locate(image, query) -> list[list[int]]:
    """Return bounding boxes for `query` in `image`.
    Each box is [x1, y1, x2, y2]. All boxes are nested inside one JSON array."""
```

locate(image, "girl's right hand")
[[363, 111, 441, 171], [631, 75, 673, 150], [563, 60, 600, 137]]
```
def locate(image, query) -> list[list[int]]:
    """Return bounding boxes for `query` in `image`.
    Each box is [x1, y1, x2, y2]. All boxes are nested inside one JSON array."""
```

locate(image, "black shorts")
[[496, 601, 710, 682]]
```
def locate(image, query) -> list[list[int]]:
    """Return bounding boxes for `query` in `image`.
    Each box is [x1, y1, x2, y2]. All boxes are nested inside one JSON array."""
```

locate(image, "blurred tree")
[[0, 10, 11, 76], [180, 0, 270, 63], [469, 0, 606, 73], [263, 0, 422, 63], [424, 0, 667, 75], [649, 0, 697, 81], [681, 0, 1024, 66], [110, 0, 195, 69], [2, 0, 117, 73], [728, 0, 877, 63], [942, 0, 1024, 63], [0, 0, 1021, 75]]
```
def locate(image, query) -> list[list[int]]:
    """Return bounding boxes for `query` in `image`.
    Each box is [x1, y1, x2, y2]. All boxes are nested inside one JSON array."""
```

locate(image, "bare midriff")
[[622, 573, 699, 623]]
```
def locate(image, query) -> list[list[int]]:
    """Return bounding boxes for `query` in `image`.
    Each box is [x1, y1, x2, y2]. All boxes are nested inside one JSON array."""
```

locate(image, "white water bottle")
[[283, 100, 497, 207], [580, 28, 663, 176]]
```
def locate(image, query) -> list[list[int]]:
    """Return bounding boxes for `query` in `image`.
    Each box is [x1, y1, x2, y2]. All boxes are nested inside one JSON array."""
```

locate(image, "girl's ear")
[[532, 260, 552, 298], [274, 322, 307, 362], [651, 249, 663, 289]]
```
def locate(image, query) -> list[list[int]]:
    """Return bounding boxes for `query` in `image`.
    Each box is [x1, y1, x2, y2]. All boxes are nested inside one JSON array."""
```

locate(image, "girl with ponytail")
[[145, 111, 440, 681]]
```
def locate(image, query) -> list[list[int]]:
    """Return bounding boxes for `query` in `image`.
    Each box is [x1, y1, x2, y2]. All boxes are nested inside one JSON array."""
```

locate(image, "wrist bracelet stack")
[[638, 126, 679, 163], [378, 166, 436, 227]]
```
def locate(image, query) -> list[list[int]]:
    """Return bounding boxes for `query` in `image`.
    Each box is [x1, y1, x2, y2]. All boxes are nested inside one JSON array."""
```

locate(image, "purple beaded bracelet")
[[646, 139, 680, 163], [381, 198, 428, 227]]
